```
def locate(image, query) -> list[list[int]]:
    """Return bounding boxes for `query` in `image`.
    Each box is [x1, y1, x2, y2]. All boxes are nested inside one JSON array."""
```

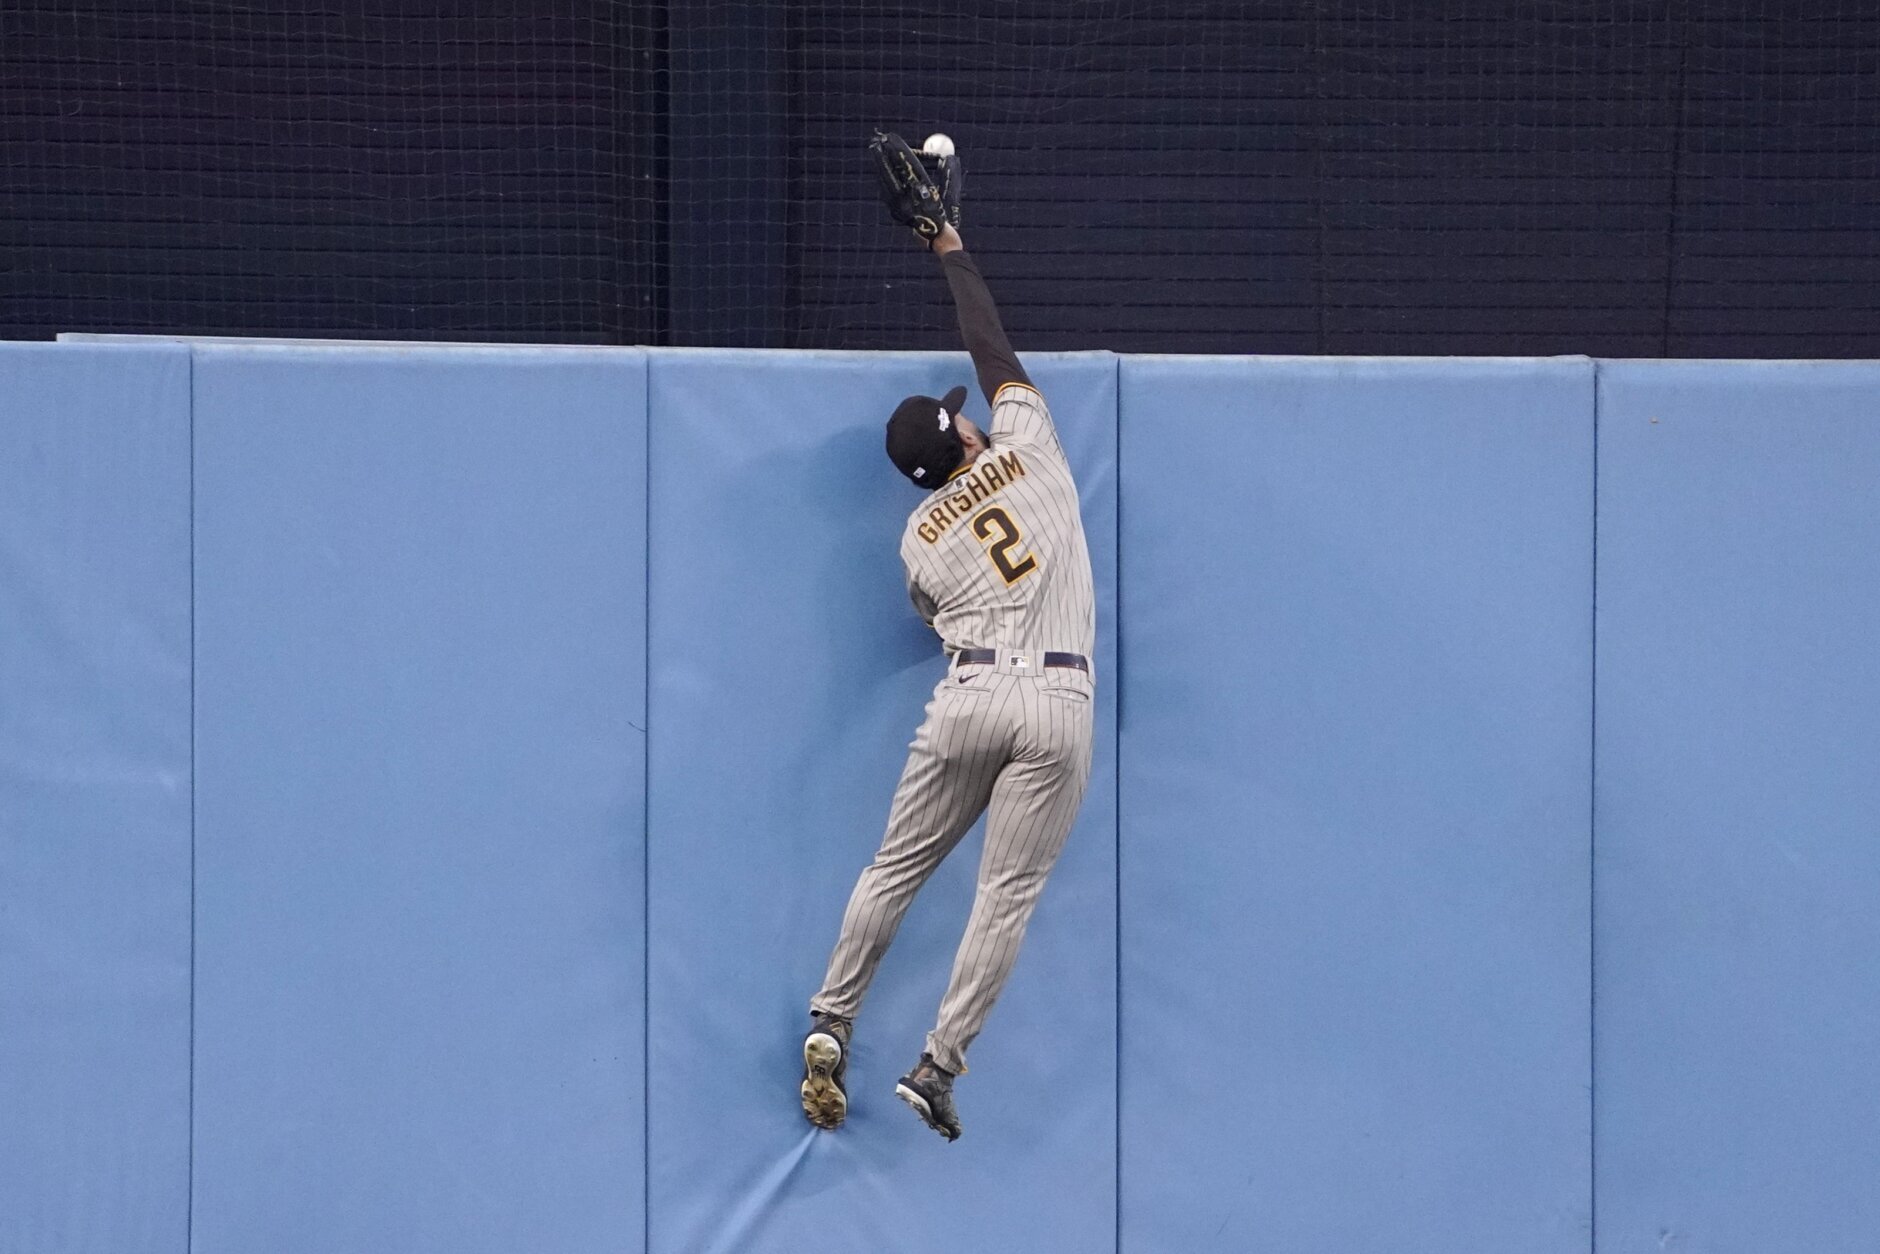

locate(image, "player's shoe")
[[800, 1012, 851, 1130], [895, 1053, 962, 1141]]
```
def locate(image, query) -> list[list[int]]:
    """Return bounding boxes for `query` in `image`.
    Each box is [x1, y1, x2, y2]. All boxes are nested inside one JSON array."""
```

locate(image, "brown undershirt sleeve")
[[940, 249, 1031, 403]]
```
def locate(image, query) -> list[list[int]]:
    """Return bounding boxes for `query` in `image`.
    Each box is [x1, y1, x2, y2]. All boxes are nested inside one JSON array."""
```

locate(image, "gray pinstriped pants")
[[812, 652, 1094, 1074]]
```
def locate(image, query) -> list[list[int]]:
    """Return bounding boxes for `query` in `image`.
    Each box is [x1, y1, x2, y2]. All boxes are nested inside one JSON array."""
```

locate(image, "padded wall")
[[1119, 357, 1595, 1253], [0, 344, 193, 1254], [188, 346, 647, 1253], [646, 351, 1118, 1254], [1594, 362, 1880, 1251], [18, 342, 1880, 1254]]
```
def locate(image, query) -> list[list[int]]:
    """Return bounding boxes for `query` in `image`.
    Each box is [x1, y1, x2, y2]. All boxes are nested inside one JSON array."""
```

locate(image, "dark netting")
[[0, 2, 657, 343], [3, 2, 1876, 354], [786, 0, 1880, 356]]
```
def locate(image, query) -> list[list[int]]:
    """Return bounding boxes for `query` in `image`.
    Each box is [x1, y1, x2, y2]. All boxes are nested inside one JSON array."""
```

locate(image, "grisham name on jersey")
[[914, 449, 1030, 544]]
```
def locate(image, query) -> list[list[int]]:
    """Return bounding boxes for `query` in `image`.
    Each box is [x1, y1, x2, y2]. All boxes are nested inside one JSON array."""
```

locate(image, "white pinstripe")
[[812, 384, 1096, 1076]]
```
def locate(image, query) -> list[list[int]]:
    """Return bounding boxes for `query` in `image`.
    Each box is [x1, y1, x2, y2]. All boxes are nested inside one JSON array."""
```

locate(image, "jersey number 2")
[[971, 506, 1039, 585]]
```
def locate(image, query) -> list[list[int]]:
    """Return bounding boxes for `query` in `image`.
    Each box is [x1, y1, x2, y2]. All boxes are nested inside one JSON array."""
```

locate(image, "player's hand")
[[929, 223, 964, 254]]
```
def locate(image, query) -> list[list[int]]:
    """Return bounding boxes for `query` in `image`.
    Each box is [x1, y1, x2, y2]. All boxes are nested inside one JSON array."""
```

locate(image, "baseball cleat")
[[895, 1054, 962, 1141], [801, 1012, 851, 1130]]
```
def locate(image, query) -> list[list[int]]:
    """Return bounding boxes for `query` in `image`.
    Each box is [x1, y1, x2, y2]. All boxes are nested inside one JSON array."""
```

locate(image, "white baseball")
[[922, 133, 955, 157]]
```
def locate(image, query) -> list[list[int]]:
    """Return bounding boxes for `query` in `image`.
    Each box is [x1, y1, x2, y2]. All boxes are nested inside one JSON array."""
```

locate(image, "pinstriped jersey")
[[901, 382, 1095, 663]]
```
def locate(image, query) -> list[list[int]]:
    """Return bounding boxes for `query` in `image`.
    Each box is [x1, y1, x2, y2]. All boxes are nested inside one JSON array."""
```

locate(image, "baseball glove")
[[869, 130, 962, 243]]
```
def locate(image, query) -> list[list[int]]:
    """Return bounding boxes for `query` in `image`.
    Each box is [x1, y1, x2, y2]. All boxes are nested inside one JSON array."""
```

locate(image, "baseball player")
[[800, 134, 1096, 1141]]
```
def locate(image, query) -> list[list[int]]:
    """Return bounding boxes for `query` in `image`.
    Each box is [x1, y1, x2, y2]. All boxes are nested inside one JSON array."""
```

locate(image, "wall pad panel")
[[189, 346, 647, 1254], [646, 349, 1119, 1254], [1594, 361, 1880, 1252], [0, 343, 193, 1254], [1119, 355, 1594, 1253]]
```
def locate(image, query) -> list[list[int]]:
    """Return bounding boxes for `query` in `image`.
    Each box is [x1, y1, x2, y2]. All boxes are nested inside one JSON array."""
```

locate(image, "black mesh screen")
[[4, 2, 1875, 355], [1, 3, 657, 343]]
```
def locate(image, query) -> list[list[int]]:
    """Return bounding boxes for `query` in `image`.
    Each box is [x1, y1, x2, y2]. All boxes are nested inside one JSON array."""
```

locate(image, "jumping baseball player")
[[799, 133, 1096, 1141]]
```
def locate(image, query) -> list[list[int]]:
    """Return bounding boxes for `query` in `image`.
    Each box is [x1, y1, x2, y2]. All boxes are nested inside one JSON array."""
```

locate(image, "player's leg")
[[810, 676, 1013, 1024], [924, 679, 1094, 1076], [806, 677, 1010, 1130]]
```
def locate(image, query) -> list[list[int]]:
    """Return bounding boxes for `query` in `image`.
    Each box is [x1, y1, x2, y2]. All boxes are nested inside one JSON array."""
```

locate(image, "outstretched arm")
[[929, 224, 1031, 404]]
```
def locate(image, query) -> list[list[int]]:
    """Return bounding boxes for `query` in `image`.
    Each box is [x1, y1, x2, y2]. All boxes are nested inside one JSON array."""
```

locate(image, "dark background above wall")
[[4, 1, 1875, 355]]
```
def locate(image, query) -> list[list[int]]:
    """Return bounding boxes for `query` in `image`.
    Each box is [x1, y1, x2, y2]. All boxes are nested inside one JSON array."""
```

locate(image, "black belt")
[[953, 649, 1088, 673]]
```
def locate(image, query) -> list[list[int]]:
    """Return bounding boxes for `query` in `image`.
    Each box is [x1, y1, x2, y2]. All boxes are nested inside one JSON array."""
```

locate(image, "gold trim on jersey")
[[992, 381, 1043, 406]]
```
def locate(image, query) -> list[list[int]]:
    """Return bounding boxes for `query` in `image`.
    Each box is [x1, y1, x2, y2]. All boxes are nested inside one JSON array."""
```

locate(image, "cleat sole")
[[801, 1034, 847, 1129]]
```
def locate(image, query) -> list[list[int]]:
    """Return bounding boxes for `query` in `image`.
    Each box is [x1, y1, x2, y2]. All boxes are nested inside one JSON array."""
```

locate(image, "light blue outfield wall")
[[1118, 356, 1595, 1253], [3, 341, 1878, 1254], [187, 346, 648, 1254], [1594, 361, 1880, 1252], [0, 343, 193, 1254], [644, 350, 1119, 1254]]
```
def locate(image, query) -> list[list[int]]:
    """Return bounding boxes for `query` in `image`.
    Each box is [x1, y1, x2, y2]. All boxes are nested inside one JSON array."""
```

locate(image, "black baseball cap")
[[884, 384, 970, 487]]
